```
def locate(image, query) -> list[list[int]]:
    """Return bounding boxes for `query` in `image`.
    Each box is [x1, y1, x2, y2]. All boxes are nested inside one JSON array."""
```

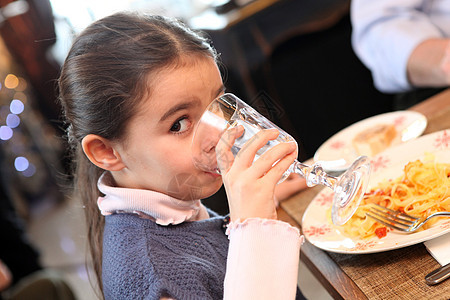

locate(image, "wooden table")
[[278, 88, 450, 299]]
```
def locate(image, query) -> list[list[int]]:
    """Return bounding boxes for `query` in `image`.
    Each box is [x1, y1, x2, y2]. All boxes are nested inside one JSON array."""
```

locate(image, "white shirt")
[[351, 0, 450, 93]]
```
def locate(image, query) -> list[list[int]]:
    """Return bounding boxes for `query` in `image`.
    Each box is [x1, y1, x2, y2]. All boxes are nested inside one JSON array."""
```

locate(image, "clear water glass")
[[192, 93, 371, 225]]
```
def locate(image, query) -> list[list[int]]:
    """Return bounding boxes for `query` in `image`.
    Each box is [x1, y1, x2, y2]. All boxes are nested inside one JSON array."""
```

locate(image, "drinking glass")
[[192, 93, 371, 225]]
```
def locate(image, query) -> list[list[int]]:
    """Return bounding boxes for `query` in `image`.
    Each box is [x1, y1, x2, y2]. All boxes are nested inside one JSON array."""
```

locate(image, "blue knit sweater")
[[102, 211, 229, 299]]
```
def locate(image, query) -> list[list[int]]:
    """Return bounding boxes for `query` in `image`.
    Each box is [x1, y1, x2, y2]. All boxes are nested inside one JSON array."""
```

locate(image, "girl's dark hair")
[[58, 12, 217, 297]]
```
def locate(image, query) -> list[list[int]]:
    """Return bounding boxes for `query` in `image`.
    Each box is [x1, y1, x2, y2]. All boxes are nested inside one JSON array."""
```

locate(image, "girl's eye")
[[170, 117, 191, 134]]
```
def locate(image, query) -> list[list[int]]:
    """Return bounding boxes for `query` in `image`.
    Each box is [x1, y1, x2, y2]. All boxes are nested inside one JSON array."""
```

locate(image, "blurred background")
[[0, 0, 395, 299]]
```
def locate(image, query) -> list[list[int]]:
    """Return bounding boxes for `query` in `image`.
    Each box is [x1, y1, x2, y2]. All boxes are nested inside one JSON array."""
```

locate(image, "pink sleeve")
[[224, 218, 304, 299]]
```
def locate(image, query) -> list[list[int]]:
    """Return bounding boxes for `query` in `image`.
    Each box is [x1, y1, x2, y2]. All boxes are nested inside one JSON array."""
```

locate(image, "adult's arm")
[[351, 0, 445, 92], [406, 38, 450, 88]]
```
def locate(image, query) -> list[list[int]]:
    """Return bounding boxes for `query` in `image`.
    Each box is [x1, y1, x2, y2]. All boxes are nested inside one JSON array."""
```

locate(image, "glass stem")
[[292, 160, 338, 189]]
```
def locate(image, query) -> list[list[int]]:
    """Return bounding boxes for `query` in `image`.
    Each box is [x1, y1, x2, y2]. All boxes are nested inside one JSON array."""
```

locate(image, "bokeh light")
[[22, 163, 36, 177], [14, 156, 29, 171], [6, 113, 20, 128], [76, 265, 89, 281], [4, 74, 19, 89], [15, 77, 27, 92], [10, 99, 24, 114], [60, 236, 76, 254], [0, 126, 13, 140]]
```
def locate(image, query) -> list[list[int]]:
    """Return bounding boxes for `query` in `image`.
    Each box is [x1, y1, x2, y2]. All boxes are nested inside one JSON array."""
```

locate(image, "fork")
[[366, 204, 450, 233]]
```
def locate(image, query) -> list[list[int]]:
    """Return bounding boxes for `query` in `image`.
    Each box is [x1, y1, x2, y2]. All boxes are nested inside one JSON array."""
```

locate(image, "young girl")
[[58, 12, 305, 299]]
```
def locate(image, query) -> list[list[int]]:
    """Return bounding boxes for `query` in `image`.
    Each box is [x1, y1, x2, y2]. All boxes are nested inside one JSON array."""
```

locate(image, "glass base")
[[331, 156, 371, 225]]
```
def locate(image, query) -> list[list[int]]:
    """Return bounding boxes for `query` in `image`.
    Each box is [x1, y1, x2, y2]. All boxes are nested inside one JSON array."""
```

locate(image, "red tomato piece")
[[375, 227, 387, 238]]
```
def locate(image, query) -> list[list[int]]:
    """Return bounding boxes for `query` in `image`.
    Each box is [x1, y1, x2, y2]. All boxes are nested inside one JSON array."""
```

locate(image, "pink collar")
[[97, 173, 209, 225]]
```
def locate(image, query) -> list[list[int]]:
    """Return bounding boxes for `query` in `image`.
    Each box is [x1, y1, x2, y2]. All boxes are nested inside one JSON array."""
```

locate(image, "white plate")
[[313, 111, 427, 172], [302, 129, 450, 254]]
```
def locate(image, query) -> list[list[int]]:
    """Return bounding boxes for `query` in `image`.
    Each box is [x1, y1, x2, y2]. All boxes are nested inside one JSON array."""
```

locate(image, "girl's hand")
[[216, 126, 298, 222]]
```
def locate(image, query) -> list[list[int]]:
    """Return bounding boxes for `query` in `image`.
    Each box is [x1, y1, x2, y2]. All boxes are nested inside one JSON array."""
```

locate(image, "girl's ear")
[[81, 134, 126, 171]]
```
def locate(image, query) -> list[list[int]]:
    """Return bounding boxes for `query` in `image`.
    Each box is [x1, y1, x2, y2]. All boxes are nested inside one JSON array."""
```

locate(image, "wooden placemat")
[[328, 244, 450, 299]]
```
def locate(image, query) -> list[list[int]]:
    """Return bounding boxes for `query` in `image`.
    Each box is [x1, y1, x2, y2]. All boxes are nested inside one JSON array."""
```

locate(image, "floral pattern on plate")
[[313, 111, 427, 172], [303, 130, 450, 254]]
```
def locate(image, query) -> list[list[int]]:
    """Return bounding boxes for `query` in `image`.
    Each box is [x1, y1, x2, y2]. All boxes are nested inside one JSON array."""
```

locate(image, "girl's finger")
[[251, 141, 297, 178], [234, 128, 280, 169], [216, 125, 244, 173], [264, 149, 298, 184]]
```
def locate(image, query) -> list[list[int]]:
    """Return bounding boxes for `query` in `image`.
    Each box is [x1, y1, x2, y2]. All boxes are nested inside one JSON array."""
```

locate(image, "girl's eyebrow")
[[159, 101, 197, 122], [159, 85, 225, 123]]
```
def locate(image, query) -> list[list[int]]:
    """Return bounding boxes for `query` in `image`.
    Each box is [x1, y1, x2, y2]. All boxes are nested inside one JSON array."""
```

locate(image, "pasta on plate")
[[340, 157, 450, 239]]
